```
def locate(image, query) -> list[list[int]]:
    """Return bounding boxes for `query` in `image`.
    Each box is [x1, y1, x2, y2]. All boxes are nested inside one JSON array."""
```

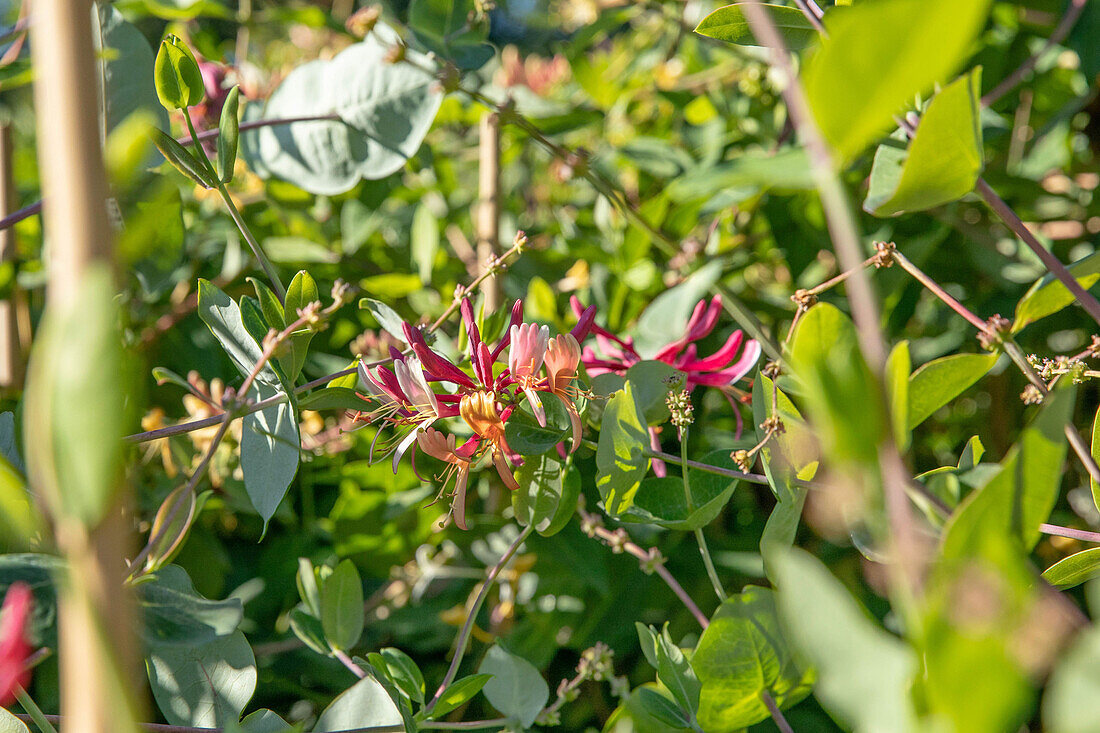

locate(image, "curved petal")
[[452, 467, 470, 530], [524, 386, 547, 427], [680, 330, 746, 372]]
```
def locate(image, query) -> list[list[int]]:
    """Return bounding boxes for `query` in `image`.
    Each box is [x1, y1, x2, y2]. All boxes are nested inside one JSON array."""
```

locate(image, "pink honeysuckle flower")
[[509, 323, 551, 426], [570, 294, 761, 389], [353, 296, 598, 528], [417, 428, 479, 529], [0, 582, 33, 706], [543, 333, 583, 452]]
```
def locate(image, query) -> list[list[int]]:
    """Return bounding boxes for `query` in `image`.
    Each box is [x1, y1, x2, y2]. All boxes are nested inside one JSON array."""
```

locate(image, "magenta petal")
[[571, 304, 597, 342], [686, 296, 723, 342], [475, 342, 494, 387], [461, 298, 482, 351], [490, 300, 527, 360], [681, 331, 746, 372]]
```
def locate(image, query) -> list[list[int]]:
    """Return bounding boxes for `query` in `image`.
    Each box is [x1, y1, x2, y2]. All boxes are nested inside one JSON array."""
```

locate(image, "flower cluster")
[[357, 298, 595, 529], [571, 294, 761, 390]]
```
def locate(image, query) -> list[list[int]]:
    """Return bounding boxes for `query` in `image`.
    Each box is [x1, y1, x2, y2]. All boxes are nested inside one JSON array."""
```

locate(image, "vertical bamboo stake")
[[0, 124, 24, 389], [476, 111, 501, 312], [30, 1, 139, 731]]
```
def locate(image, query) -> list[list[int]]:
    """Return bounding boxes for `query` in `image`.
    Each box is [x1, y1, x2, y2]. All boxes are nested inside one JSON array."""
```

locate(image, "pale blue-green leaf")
[[242, 25, 442, 195], [140, 564, 243, 646], [411, 203, 438, 284], [320, 559, 364, 651], [241, 395, 300, 530], [312, 676, 403, 732], [478, 645, 549, 728], [146, 629, 257, 728], [94, 5, 170, 137]]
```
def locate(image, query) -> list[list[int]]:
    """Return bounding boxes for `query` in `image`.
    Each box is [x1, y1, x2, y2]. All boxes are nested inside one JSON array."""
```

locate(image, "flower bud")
[[154, 35, 205, 110]]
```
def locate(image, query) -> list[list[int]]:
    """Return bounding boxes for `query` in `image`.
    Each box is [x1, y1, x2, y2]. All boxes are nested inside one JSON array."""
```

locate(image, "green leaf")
[[633, 687, 691, 730], [478, 644, 550, 728], [408, 0, 494, 69], [313, 676, 403, 732], [907, 352, 998, 430], [154, 34, 205, 110], [803, 0, 992, 164], [771, 548, 920, 732], [692, 587, 813, 731], [1013, 251, 1100, 333], [241, 398, 300, 532], [650, 624, 701, 717], [1092, 406, 1100, 513], [618, 450, 739, 530], [249, 277, 285, 332], [241, 25, 442, 196], [360, 298, 408, 344], [1043, 548, 1100, 590], [624, 360, 685, 425], [320, 559, 364, 652], [411, 204, 439, 284], [140, 565, 243, 646], [23, 266, 130, 526], [941, 385, 1074, 559], [151, 126, 215, 187], [694, 4, 818, 50], [0, 554, 63, 648], [631, 261, 723, 358], [298, 387, 372, 412], [238, 709, 299, 733], [668, 148, 813, 203], [430, 674, 493, 718], [504, 398, 570, 456], [146, 629, 257, 727], [283, 270, 320, 380], [378, 647, 425, 705], [596, 382, 651, 517], [865, 69, 983, 216], [94, 6, 170, 141], [1043, 583, 1100, 733], [217, 86, 241, 183], [512, 454, 581, 537], [197, 279, 279, 386], [289, 607, 329, 656], [789, 303, 882, 465], [885, 340, 911, 450]]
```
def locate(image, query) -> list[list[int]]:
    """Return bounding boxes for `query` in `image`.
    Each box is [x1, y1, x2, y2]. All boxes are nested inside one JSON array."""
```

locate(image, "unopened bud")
[[345, 5, 380, 37]]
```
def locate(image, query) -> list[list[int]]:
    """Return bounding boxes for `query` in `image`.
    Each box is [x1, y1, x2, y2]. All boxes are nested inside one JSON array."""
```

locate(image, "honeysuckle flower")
[[0, 582, 33, 706], [353, 297, 596, 528], [571, 294, 761, 389], [460, 391, 520, 491], [509, 322, 551, 425], [417, 428, 478, 529], [543, 333, 583, 452]]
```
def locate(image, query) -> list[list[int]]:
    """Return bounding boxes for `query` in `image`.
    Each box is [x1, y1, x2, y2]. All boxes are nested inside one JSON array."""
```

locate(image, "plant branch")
[[740, 0, 923, 598], [578, 501, 710, 628], [982, 0, 1089, 107], [183, 113, 286, 300], [760, 690, 795, 733], [333, 649, 367, 679], [681, 428, 726, 602], [1040, 523, 1100, 543], [975, 178, 1100, 328], [423, 524, 534, 717]]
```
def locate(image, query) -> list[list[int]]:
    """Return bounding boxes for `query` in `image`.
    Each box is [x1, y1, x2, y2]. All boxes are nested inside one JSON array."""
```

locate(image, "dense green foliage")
[[5, 0, 1100, 731]]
